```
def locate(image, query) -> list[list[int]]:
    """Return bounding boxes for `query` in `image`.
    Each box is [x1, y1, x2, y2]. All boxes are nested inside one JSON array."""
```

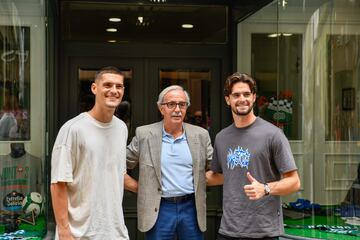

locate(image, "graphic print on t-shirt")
[[227, 146, 250, 169]]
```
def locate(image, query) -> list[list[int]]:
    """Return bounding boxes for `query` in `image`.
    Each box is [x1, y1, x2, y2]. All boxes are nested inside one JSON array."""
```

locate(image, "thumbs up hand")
[[243, 172, 265, 200]]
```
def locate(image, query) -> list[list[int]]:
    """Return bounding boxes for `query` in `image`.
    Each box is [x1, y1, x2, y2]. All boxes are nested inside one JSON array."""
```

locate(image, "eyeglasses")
[[161, 101, 188, 109], [230, 92, 253, 99]]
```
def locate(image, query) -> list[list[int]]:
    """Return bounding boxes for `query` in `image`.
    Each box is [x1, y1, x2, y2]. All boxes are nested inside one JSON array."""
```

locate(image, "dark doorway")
[[63, 56, 223, 239], [56, 1, 231, 239]]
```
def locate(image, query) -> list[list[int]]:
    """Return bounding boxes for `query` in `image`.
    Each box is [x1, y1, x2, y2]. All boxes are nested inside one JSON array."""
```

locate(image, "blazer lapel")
[[185, 124, 200, 192], [148, 122, 163, 185]]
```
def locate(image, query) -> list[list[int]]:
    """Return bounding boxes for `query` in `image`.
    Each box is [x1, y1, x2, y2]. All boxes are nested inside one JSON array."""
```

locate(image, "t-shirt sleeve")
[[51, 127, 75, 183], [211, 137, 222, 173], [271, 130, 297, 174]]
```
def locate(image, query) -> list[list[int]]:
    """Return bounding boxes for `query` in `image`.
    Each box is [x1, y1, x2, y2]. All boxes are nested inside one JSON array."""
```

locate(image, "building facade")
[[0, 0, 359, 239]]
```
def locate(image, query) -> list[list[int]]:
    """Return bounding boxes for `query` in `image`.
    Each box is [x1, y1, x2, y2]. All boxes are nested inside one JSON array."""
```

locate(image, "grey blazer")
[[127, 121, 213, 232]]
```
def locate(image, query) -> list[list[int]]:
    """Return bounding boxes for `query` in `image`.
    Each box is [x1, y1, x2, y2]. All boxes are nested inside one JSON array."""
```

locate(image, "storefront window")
[[252, 33, 303, 140], [0, 26, 30, 141], [326, 35, 360, 141], [238, 0, 360, 238], [0, 1, 46, 239]]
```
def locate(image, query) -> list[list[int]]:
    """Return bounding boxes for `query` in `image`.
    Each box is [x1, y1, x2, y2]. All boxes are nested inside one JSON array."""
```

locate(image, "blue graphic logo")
[[227, 146, 250, 169]]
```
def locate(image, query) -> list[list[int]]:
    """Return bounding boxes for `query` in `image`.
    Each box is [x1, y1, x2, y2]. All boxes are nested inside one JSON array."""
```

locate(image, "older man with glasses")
[[125, 85, 213, 240]]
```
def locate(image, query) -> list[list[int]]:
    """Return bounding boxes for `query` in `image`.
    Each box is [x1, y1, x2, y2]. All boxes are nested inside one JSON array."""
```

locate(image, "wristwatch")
[[264, 183, 271, 196]]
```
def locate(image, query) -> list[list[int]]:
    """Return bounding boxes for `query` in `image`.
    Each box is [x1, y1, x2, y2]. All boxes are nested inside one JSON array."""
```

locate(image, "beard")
[[231, 102, 254, 116]]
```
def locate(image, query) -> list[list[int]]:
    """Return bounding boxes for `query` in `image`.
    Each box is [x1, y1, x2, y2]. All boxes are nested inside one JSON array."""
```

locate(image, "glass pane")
[[0, 0, 46, 238], [159, 70, 211, 130], [251, 33, 303, 140], [326, 35, 360, 141], [0, 26, 30, 141], [78, 68, 133, 133]]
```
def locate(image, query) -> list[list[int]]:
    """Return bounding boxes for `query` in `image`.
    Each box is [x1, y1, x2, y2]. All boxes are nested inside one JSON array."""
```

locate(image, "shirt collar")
[[162, 125, 187, 140]]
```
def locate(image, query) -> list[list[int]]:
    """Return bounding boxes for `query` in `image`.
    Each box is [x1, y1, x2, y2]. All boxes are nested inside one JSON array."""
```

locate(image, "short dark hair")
[[223, 72, 257, 96], [95, 66, 124, 82]]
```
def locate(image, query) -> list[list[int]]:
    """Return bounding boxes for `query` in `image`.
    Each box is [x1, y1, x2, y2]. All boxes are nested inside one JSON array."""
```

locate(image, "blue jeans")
[[146, 197, 203, 240]]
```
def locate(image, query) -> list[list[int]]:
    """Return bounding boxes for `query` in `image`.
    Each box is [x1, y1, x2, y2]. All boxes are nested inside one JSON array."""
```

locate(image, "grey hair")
[[157, 85, 191, 107]]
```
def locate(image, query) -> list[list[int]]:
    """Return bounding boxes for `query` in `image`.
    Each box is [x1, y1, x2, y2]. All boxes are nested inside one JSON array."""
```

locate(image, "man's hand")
[[206, 170, 224, 186], [124, 173, 138, 193], [243, 172, 265, 200], [58, 225, 75, 240]]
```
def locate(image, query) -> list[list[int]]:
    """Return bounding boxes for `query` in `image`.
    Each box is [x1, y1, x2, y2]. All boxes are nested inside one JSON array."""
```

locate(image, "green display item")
[[284, 214, 360, 239], [285, 224, 360, 236], [18, 215, 46, 236], [264, 108, 292, 123], [0, 229, 42, 239], [0, 215, 46, 239], [285, 228, 359, 240]]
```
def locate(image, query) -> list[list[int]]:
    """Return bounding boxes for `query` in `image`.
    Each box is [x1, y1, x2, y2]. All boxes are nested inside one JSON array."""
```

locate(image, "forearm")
[[206, 170, 224, 186], [124, 173, 138, 193], [268, 171, 301, 196], [50, 182, 73, 239]]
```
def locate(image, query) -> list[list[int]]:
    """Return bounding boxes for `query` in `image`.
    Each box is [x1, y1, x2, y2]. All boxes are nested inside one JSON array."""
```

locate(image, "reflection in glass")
[[0, 26, 30, 141], [326, 35, 360, 141], [159, 70, 211, 130], [251, 33, 302, 140]]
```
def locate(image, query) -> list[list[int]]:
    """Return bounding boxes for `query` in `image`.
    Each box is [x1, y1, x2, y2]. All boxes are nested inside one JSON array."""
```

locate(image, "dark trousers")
[[146, 196, 203, 240], [217, 233, 279, 240]]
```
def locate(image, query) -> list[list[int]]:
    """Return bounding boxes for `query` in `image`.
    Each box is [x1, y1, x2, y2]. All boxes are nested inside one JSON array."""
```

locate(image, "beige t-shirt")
[[51, 112, 129, 240]]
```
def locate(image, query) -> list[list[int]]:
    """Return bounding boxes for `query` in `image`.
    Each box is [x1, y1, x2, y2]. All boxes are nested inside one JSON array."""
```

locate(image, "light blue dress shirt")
[[161, 128, 194, 197]]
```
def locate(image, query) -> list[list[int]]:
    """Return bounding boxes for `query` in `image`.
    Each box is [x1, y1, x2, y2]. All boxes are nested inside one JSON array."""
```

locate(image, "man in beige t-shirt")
[[51, 66, 135, 240]]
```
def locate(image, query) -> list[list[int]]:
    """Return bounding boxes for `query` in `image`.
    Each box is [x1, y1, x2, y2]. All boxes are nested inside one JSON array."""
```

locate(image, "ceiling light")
[[107, 40, 117, 43], [267, 33, 280, 38], [136, 16, 150, 27], [279, 0, 288, 8], [182, 24, 193, 29], [106, 28, 117, 32], [267, 33, 293, 38], [109, 18, 121, 22]]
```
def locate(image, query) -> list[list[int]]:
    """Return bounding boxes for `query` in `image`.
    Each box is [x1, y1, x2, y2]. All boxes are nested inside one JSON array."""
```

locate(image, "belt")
[[161, 193, 194, 203]]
